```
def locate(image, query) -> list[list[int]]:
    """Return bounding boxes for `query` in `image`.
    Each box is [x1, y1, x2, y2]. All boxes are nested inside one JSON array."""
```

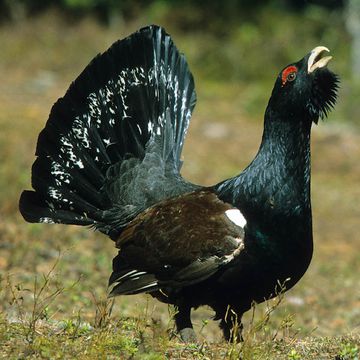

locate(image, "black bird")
[[19, 26, 339, 342]]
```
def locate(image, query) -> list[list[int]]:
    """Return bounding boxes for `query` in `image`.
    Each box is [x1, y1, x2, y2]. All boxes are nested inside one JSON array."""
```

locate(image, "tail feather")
[[19, 191, 95, 225], [19, 25, 197, 236], [31, 157, 106, 212]]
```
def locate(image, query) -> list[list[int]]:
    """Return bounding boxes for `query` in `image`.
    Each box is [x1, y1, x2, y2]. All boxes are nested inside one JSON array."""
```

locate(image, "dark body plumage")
[[19, 26, 339, 341]]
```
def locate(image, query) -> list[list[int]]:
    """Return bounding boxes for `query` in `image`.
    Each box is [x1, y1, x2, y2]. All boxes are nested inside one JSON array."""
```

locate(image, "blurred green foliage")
[[0, 0, 357, 124], [0, 0, 345, 24]]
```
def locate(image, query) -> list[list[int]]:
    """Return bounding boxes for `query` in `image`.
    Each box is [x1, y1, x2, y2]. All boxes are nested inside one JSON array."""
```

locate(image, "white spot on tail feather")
[[225, 209, 247, 228], [39, 217, 55, 224], [75, 159, 84, 169], [64, 59, 192, 175], [51, 163, 71, 185]]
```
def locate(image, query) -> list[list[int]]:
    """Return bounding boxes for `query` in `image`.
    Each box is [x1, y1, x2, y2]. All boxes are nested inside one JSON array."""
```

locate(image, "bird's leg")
[[219, 307, 244, 343], [174, 304, 197, 343]]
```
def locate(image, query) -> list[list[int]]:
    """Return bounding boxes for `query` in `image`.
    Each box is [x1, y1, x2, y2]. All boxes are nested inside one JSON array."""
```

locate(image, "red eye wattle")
[[281, 66, 298, 86]]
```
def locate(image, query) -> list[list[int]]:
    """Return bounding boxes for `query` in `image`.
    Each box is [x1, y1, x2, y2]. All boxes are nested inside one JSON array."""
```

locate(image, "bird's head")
[[268, 46, 339, 125]]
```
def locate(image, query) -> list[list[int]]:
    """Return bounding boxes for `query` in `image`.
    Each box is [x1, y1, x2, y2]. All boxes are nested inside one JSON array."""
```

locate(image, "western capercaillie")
[[19, 26, 339, 342]]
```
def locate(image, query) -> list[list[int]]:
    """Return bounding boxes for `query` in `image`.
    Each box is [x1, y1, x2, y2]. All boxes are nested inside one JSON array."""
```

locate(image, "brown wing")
[[108, 189, 245, 296]]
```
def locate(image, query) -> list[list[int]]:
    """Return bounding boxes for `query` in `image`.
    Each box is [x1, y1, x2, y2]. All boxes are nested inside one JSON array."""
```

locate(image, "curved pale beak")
[[308, 46, 332, 73]]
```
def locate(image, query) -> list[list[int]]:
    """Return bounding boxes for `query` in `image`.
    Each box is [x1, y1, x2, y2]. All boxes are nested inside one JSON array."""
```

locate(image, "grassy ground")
[[0, 11, 359, 359]]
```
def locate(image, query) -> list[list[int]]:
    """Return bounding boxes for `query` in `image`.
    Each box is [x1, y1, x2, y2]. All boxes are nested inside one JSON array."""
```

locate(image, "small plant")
[[167, 305, 180, 340], [288, 348, 301, 360], [199, 319, 209, 336], [237, 278, 296, 360], [91, 292, 114, 329], [60, 314, 93, 339], [7, 256, 63, 343], [5, 252, 80, 344], [337, 342, 359, 360], [274, 313, 299, 341]]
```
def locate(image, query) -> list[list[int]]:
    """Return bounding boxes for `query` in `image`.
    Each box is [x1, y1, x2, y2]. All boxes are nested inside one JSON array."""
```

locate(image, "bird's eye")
[[287, 72, 296, 82], [281, 65, 298, 86]]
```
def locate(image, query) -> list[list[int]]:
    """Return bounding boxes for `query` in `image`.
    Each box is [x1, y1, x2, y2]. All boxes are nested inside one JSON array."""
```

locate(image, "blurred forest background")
[[0, 0, 359, 358], [1, 0, 360, 121]]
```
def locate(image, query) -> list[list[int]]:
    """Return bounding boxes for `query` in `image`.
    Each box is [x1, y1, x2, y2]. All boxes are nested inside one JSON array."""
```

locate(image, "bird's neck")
[[215, 109, 314, 286], [216, 108, 313, 229]]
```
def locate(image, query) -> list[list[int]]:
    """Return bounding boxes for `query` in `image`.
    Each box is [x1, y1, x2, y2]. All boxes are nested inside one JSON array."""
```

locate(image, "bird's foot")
[[179, 327, 197, 343]]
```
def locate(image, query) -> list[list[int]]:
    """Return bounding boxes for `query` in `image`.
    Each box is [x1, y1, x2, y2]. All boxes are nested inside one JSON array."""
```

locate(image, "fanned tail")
[[19, 25, 197, 237]]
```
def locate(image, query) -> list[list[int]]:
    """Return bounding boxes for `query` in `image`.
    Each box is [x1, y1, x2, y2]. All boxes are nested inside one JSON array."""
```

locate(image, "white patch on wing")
[[224, 238, 245, 264], [225, 209, 247, 228], [233, 237, 243, 246]]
